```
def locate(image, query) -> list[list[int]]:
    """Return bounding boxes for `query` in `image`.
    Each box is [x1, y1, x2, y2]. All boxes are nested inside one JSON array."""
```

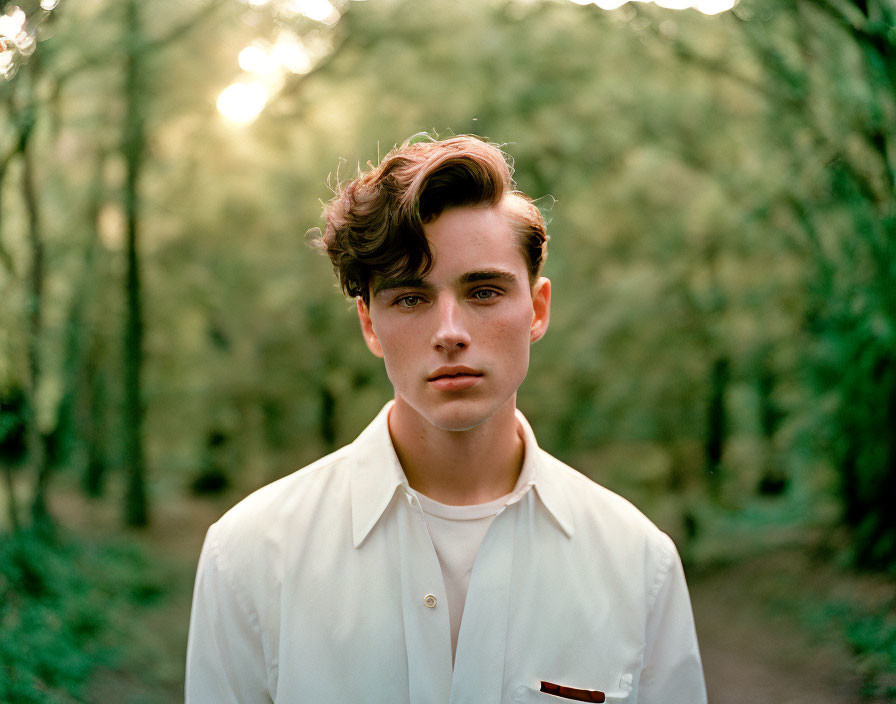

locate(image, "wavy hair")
[[313, 135, 549, 303]]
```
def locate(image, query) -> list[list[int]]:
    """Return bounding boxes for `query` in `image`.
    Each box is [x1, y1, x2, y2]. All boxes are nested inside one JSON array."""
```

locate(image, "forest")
[[0, 0, 894, 701]]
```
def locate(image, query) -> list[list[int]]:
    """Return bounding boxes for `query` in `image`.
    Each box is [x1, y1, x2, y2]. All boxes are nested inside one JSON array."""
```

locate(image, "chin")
[[416, 397, 508, 433], [429, 411, 490, 433]]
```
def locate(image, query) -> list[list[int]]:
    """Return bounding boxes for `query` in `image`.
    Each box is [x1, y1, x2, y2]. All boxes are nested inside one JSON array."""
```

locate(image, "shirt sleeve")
[[638, 535, 707, 704], [185, 524, 273, 704]]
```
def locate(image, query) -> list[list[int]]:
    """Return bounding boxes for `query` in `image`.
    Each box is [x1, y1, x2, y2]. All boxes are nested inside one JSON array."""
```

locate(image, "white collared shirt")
[[409, 437, 538, 663], [186, 403, 706, 703]]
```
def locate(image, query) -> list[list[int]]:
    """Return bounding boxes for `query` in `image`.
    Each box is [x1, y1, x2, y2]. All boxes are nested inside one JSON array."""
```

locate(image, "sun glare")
[[288, 0, 340, 24], [272, 33, 315, 74], [239, 44, 279, 74], [577, 0, 737, 13], [217, 82, 269, 124], [0, 7, 26, 40], [693, 0, 736, 13], [654, 0, 693, 8]]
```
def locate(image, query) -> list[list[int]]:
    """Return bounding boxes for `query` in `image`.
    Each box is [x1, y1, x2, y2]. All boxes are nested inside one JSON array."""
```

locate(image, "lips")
[[428, 366, 483, 381], [427, 366, 484, 391]]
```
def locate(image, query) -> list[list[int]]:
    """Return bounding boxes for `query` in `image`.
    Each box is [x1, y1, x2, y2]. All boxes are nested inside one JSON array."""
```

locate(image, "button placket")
[[398, 487, 452, 703], [449, 501, 517, 704]]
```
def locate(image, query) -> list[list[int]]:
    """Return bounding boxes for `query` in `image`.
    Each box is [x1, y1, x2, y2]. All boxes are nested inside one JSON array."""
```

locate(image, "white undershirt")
[[409, 457, 536, 664]]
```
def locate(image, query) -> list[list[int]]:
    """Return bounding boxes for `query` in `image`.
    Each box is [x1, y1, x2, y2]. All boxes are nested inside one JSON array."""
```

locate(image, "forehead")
[[423, 204, 522, 266]]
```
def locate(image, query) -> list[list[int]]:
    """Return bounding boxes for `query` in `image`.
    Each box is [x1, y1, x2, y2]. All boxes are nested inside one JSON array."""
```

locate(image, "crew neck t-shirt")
[[409, 462, 535, 663]]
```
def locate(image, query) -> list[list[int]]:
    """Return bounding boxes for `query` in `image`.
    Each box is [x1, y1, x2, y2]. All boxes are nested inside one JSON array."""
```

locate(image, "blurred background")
[[0, 0, 894, 701]]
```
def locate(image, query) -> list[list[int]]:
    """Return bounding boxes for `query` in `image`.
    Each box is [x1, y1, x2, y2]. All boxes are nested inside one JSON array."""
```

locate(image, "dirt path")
[[690, 555, 865, 704], [54, 489, 887, 703]]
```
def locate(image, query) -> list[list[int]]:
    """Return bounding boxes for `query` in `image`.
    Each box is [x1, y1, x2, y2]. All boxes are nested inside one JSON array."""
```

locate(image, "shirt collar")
[[514, 408, 575, 538], [350, 402, 574, 548], [350, 402, 407, 548]]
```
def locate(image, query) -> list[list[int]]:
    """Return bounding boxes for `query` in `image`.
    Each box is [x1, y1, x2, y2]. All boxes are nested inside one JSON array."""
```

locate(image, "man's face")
[[357, 202, 551, 432]]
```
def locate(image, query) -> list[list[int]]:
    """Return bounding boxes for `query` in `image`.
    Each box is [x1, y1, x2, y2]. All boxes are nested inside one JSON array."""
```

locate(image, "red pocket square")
[[540, 681, 606, 702]]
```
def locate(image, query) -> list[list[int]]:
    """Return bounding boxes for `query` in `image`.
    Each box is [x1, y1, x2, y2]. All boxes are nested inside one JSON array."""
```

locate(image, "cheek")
[[380, 350, 411, 393], [485, 309, 533, 356], [376, 320, 422, 371]]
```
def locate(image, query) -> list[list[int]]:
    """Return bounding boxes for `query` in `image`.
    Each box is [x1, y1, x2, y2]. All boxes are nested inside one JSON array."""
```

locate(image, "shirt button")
[[423, 594, 437, 608]]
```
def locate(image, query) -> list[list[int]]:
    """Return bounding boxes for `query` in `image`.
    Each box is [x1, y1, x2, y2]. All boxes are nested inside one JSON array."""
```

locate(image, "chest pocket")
[[511, 675, 634, 703]]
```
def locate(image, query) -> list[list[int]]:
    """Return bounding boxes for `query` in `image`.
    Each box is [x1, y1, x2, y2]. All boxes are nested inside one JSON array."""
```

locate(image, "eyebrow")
[[372, 269, 519, 296], [458, 269, 518, 286], [372, 276, 431, 296]]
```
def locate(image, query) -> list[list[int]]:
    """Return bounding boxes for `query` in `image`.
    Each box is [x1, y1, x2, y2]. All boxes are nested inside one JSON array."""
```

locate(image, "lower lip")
[[429, 374, 483, 391]]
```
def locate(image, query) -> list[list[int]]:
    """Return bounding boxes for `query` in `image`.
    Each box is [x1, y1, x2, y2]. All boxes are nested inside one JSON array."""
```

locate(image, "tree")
[[120, 0, 148, 526], [663, 0, 896, 566]]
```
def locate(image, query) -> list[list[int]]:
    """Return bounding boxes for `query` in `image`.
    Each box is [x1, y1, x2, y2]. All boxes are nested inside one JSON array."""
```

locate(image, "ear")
[[529, 277, 551, 343], [357, 298, 385, 358]]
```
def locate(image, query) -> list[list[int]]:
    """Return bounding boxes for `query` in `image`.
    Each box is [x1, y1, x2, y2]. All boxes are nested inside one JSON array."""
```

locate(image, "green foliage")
[[817, 600, 896, 700], [0, 529, 165, 703], [812, 299, 896, 569], [756, 0, 896, 571], [848, 613, 896, 700]]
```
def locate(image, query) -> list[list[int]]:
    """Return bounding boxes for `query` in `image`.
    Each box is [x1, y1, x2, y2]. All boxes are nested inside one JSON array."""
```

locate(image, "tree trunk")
[[0, 159, 21, 532], [0, 161, 15, 273], [82, 148, 110, 498], [319, 384, 337, 450], [705, 356, 729, 497], [82, 348, 109, 498], [122, 0, 148, 526], [21, 102, 50, 529]]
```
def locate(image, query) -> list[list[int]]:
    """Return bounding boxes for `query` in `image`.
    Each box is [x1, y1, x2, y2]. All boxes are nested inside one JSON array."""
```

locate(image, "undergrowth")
[[830, 602, 896, 701], [0, 527, 166, 703]]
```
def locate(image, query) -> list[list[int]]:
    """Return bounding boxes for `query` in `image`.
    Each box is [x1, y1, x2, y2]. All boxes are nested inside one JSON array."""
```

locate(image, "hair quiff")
[[314, 135, 548, 302]]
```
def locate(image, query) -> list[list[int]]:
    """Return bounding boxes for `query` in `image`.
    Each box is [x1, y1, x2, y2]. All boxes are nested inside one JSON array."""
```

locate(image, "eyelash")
[[471, 288, 501, 301], [395, 295, 424, 309], [392, 288, 503, 309]]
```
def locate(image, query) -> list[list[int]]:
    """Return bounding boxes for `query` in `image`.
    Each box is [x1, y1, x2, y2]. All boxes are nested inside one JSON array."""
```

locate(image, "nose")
[[431, 296, 471, 352]]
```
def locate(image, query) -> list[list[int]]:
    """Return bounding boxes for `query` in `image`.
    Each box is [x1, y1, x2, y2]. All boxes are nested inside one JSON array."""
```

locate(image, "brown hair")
[[314, 135, 548, 303]]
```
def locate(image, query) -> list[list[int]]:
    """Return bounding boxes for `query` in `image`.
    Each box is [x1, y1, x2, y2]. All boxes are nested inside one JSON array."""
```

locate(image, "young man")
[[186, 136, 707, 703]]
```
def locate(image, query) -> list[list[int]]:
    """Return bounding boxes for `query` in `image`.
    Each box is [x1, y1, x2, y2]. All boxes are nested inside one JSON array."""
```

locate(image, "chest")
[[268, 497, 644, 703]]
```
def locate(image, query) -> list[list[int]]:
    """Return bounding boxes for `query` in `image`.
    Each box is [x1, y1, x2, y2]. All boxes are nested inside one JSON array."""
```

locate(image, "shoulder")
[[537, 449, 678, 573], [206, 443, 357, 569], [538, 450, 660, 528]]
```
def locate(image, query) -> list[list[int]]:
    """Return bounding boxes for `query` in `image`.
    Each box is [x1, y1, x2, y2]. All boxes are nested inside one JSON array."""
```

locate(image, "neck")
[[387, 397, 524, 506]]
